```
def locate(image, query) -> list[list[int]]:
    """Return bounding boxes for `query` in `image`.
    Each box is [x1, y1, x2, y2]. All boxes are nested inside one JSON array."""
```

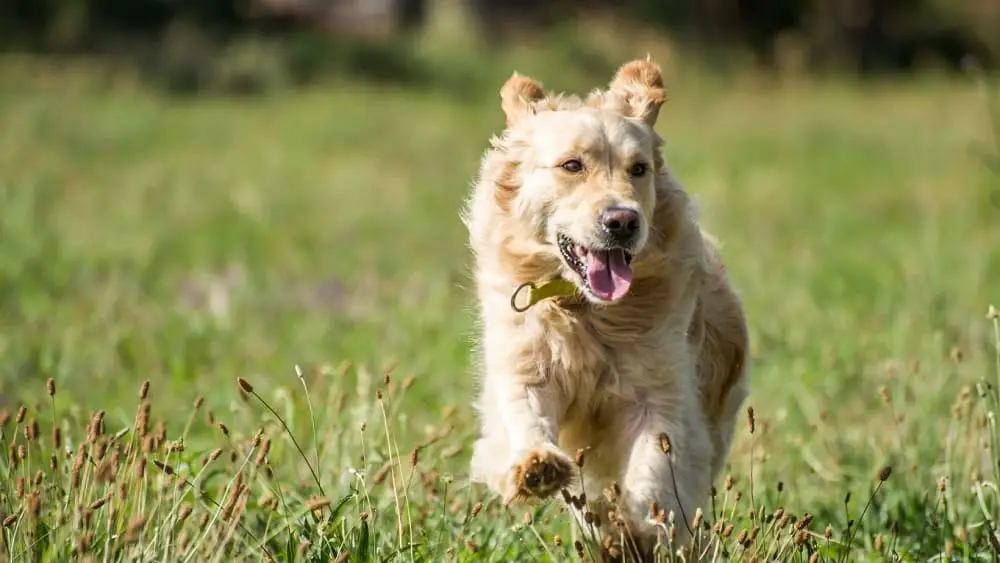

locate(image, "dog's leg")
[[470, 376, 574, 505], [618, 403, 713, 560]]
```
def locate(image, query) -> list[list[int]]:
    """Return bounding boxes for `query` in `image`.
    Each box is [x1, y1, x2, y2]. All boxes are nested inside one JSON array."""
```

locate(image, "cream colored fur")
[[463, 58, 750, 560]]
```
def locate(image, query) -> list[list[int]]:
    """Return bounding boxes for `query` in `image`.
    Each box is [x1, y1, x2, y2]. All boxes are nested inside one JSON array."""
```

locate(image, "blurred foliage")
[[0, 0, 995, 89]]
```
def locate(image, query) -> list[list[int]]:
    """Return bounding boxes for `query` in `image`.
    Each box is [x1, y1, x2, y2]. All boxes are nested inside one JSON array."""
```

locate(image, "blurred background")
[[0, 0, 997, 93], [0, 2, 999, 556]]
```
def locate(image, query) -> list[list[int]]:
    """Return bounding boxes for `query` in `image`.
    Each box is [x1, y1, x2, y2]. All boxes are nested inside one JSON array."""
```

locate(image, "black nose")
[[599, 207, 640, 244]]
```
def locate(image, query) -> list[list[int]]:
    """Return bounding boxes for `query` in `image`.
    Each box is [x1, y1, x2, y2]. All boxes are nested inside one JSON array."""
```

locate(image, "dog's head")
[[473, 58, 669, 305]]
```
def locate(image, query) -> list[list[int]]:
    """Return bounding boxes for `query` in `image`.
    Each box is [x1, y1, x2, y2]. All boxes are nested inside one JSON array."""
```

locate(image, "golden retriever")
[[463, 57, 750, 560]]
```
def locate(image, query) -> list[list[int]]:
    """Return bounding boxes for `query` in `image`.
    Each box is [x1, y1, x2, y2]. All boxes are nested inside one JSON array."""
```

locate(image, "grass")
[[1, 17, 1000, 561]]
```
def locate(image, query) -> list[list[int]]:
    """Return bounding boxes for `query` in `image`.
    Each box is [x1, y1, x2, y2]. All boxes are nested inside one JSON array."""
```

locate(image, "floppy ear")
[[500, 72, 546, 127], [608, 56, 667, 126]]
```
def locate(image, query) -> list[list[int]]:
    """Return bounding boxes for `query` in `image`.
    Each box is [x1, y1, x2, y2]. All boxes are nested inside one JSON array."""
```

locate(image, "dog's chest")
[[539, 315, 664, 404]]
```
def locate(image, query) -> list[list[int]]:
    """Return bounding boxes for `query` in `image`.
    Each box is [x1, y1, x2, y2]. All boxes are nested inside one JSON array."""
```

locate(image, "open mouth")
[[557, 233, 634, 302]]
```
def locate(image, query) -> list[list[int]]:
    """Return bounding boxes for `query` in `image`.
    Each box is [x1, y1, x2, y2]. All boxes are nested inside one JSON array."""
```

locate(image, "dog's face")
[[495, 59, 667, 304]]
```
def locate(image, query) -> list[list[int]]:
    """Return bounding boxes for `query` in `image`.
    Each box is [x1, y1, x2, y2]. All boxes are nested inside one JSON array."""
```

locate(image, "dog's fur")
[[463, 58, 750, 560]]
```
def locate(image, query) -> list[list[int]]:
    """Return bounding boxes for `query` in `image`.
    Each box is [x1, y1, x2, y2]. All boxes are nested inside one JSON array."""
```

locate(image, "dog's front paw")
[[502, 447, 575, 505]]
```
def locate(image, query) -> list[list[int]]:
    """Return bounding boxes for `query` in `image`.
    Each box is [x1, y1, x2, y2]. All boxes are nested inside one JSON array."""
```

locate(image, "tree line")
[[1, 0, 995, 73]]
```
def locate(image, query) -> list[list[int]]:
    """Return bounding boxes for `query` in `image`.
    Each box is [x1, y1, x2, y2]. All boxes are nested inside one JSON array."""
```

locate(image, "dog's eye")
[[629, 162, 648, 177], [560, 159, 583, 173]]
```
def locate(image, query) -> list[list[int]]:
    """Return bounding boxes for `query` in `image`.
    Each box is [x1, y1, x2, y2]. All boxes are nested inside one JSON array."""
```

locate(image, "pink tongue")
[[585, 249, 633, 301]]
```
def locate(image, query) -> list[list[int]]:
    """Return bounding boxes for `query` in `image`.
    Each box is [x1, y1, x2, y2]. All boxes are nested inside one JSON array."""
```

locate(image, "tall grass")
[[0, 362, 904, 561]]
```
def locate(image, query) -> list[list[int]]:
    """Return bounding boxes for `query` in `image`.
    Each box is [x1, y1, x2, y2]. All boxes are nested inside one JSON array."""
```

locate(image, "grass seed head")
[[795, 512, 813, 531], [153, 460, 174, 475], [879, 465, 893, 482], [575, 447, 586, 467], [256, 438, 271, 466], [26, 491, 41, 518], [236, 377, 254, 393], [86, 411, 105, 443], [125, 516, 146, 542], [747, 406, 755, 434], [138, 380, 149, 400], [93, 438, 107, 461], [46, 378, 55, 397], [96, 459, 115, 484], [16, 406, 26, 424], [471, 502, 483, 517], [153, 421, 166, 446], [692, 507, 703, 529], [89, 493, 112, 510], [306, 496, 331, 512], [778, 511, 791, 529], [136, 402, 150, 437]]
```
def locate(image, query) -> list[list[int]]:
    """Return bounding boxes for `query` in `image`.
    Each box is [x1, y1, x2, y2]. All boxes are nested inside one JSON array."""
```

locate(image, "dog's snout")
[[600, 207, 640, 245]]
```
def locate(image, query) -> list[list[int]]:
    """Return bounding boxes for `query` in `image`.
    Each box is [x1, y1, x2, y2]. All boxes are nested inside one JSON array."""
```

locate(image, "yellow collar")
[[510, 279, 579, 312]]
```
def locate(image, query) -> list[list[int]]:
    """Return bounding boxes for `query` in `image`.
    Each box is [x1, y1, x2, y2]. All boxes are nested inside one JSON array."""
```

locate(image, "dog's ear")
[[608, 56, 667, 126], [500, 72, 546, 127]]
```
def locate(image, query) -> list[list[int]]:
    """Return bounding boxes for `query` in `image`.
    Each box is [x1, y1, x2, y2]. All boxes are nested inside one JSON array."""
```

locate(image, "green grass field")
[[1, 26, 1000, 561]]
